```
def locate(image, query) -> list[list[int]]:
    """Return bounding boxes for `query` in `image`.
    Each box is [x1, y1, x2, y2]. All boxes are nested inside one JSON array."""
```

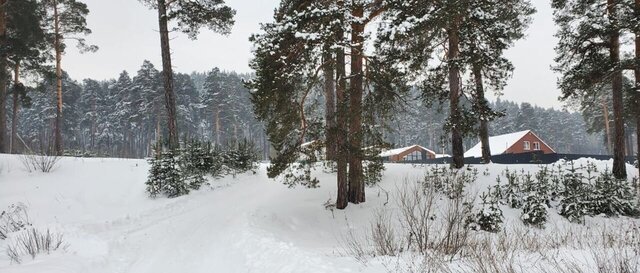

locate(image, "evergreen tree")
[[42, 0, 97, 155], [249, 0, 391, 208], [552, 0, 629, 178], [137, 0, 235, 149], [377, 0, 534, 168]]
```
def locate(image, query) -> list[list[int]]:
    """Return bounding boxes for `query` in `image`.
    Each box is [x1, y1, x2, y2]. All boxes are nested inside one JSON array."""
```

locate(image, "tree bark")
[[603, 97, 612, 154], [335, 0, 348, 210], [607, 0, 627, 179], [323, 45, 337, 161], [348, 4, 365, 204], [0, 0, 7, 153], [10, 62, 19, 154], [448, 20, 464, 169], [472, 63, 491, 163], [635, 0, 640, 168], [53, 0, 64, 156], [215, 109, 221, 145], [157, 0, 179, 149]]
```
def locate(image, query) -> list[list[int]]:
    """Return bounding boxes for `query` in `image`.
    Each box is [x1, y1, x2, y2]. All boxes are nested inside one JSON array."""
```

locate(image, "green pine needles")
[[146, 139, 259, 198]]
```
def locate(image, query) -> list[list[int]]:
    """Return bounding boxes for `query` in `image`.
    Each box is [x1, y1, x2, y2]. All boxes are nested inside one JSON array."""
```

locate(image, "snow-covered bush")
[[469, 190, 503, 233], [19, 153, 60, 173], [363, 159, 385, 187], [146, 149, 186, 198], [591, 169, 639, 217], [425, 165, 476, 199], [558, 163, 591, 223], [223, 139, 259, 175], [6, 228, 66, 264], [501, 169, 523, 208], [0, 203, 31, 240], [520, 170, 549, 227], [178, 140, 218, 190], [520, 191, 548, 228], [146, 139, 260, 198]]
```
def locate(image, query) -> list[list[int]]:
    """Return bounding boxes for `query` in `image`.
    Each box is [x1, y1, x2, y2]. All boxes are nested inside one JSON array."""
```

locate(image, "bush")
[[591, 169, 639, 217], [425, 165, 476, 199], [520, 192, 548, 228], [6, 228, 66, 264], [146, 139, 260, 198], [0, 203, 31, 240], [146, 149, 186, 198], [469, 190, 504, 233], [223, 139, 259, 175], [19, 153, 60, 173]]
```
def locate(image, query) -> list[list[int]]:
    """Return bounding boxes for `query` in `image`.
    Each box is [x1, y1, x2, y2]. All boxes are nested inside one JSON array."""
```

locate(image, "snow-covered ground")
[[0, 154, 638, 273]]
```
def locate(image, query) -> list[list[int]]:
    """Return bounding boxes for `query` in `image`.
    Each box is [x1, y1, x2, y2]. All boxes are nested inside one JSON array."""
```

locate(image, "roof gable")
[[380, 145, 435, 158], [464, 130, 531, 158]]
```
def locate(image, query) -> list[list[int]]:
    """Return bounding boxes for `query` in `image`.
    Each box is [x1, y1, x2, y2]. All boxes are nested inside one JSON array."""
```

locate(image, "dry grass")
[[6, 228, 67, 264], [344, 176, 640, 273], [19, 153, 61, 173]]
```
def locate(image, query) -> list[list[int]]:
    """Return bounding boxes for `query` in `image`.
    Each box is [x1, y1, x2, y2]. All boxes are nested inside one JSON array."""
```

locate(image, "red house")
[[464, 130, 555, 158]]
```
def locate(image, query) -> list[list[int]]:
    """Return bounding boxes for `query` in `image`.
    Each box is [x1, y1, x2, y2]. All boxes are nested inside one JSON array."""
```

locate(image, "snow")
[[464, 130, 533, 158], [379, 145, 435, 158], [0, 154, 638, 273]]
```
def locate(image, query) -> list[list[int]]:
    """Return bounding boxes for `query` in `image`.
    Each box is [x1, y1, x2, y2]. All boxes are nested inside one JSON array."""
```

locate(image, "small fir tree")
[[471, 190, 504, 233], [146, 148, 186, 198]]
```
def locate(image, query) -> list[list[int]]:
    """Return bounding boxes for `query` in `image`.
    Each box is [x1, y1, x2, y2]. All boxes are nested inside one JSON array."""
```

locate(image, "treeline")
[[387, 96, 621, 155], [0, 0, 237, 159], [7, 62, 266, 158]]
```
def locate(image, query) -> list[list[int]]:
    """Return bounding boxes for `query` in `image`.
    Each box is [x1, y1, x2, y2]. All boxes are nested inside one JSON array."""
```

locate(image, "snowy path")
[[0, 156, 373, 273]]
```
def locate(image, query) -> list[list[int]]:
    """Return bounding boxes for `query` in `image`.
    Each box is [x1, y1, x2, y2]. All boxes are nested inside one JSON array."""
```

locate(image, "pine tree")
[[552, 0, 629, 178], [471, 190, 504, 232], [146, 148, 186, 198], [4, 0, 49, 154], [377, 0, 533, 168], [137, 0, 235, 149], [249, 0, 390, 208], [42, 0, 97, 155]]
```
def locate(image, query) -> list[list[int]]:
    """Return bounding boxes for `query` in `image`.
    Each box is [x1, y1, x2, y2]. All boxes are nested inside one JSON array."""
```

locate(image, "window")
[[402, 151, 423, 161], [533, 142, 541, 151], [523, 141, 531, 151]]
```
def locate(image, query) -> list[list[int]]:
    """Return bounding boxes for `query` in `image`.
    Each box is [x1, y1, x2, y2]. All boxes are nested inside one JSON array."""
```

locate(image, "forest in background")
[[5, 61, 630, 159]]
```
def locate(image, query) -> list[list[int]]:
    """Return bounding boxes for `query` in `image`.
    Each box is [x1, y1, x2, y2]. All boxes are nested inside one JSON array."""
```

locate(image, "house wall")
[[389, 146, 436, 162], [505, 131, 555, 154]]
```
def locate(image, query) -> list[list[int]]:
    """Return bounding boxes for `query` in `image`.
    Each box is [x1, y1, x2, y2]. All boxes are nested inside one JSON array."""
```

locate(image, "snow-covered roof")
[[379, 145, 435, 158], [464, 130, 531, 158]]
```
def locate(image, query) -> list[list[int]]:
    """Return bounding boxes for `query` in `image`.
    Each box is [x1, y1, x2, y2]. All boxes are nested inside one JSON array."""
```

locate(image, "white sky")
[[64, 0, 563, 108]]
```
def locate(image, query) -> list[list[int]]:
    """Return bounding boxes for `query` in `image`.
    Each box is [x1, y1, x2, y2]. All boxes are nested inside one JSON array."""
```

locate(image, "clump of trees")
[[146, 139, 259, 198], [552, 0, 640, 178], [249, 0, 535, 209]]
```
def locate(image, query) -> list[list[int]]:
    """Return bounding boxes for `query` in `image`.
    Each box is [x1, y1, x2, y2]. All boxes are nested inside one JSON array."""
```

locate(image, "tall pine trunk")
[[10, 62, 19, 154], [608, 0, 627, 179], [448, 20, 464, 169], [0, 0, 7, 153], [636, 0, 640, 168], [335, 0, 348, 209], [215, 109, 221, 145], [90, 95, 96, 151], [348, 3, 365, 204], [472, 63, 491, 163], [53, 0, 64, 155], [323, 45, 337, 161], [157, 0, 179, 149], [603, 97, 612, 154]]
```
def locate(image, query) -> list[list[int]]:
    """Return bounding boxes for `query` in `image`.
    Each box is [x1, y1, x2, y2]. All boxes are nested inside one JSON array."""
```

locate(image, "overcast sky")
[[63, 0, 563, 109]]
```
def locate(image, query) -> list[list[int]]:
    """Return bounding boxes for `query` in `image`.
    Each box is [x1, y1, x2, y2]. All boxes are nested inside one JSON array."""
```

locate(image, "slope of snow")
[[464, 130, 530, 157], [0, 154, 638, 273]]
